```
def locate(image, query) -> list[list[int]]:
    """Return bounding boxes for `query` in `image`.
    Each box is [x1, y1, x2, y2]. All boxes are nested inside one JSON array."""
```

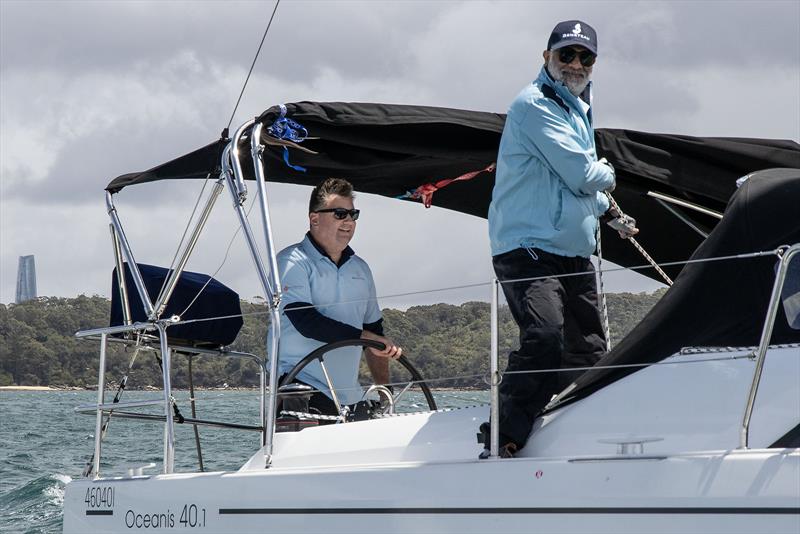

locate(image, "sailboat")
[[62, 102, 800, 533]]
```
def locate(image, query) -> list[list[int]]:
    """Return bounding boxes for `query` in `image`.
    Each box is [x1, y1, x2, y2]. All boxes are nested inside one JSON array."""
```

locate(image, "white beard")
[[547, 53, 590, 97]]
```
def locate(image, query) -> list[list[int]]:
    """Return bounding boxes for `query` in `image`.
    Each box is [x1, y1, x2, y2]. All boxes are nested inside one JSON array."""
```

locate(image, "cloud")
[[1, 0, 797, 304]]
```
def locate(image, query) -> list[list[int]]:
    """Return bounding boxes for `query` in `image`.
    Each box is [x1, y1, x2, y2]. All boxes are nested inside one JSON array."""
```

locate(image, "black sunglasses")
[[315, 208, 360, 221], [557, 47, 596, 67]]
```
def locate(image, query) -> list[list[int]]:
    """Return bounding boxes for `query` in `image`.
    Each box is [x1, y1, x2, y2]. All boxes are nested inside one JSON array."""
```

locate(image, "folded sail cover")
[[551, 169, 800, 409], [110, 264, 243, 347], [106, 102, 800, 282]]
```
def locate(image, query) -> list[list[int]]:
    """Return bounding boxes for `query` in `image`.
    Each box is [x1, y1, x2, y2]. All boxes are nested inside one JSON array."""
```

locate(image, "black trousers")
[[492, 247, 606, 448]]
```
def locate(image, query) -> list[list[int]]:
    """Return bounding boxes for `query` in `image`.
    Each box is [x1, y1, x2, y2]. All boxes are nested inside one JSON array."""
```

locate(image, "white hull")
[[63, 448, 800, 534], [64, 346, 800, 534]]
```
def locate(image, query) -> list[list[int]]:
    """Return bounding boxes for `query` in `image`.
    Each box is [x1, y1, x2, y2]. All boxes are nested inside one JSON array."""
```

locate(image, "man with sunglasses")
[[484, 20, 634, 458], [272, 178, 402, 420]]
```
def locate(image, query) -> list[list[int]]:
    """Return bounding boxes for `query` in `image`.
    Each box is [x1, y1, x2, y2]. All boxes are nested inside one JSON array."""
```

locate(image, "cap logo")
[[561, 24, 591, 42]]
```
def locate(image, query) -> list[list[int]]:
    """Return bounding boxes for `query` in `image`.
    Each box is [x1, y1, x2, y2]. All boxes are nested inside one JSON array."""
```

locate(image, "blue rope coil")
[[268, 104, 308, 172]]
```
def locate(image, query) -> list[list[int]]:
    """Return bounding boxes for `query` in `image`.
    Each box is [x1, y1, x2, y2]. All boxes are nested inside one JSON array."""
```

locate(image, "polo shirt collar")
[[303, 232, 354, 267]]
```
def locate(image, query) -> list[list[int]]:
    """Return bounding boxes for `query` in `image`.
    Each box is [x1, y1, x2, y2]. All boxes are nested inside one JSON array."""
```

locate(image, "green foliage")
[[0, 291, 665, 388]]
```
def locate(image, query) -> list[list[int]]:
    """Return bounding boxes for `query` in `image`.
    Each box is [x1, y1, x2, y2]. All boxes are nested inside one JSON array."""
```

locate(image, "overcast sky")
[[1, 0, 799, 310]]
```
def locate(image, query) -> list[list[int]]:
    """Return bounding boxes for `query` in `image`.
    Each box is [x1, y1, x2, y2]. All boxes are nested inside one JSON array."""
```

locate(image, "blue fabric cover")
[[110, 263, 243, 347]]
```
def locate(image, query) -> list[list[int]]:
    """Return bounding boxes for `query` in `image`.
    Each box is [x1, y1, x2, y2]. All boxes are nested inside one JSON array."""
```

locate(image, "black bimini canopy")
[[106, 101, 800, 282]]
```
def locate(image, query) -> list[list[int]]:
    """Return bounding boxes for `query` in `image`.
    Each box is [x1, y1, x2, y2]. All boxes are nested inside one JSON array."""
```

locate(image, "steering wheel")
[[278, 339, 437, 414]]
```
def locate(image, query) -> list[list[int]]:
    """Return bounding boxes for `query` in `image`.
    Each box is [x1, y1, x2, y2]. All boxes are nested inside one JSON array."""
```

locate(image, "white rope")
[[596, 223, 612, 351], [606, 192, 674, 286], [279, 410, 343, 422]]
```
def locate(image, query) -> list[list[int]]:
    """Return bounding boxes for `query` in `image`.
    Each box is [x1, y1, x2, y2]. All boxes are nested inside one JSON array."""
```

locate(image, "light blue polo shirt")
[[268, 234, 382, 405]]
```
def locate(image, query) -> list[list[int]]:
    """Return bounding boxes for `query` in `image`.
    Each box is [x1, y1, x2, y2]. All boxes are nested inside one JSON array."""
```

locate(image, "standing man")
[[485, 20, 635, 457], [273, 178, 401, 419]]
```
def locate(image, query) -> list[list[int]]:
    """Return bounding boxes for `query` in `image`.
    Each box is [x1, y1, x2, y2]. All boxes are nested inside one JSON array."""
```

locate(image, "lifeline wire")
[[155, 345, 774, 409], [225, 0, 281, 131], [171, 248, 781, 327], [252, 350, 777, 400]]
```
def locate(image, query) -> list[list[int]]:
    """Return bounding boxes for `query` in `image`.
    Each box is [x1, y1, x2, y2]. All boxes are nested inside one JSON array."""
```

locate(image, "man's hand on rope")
[[606, 206, 639, 239]]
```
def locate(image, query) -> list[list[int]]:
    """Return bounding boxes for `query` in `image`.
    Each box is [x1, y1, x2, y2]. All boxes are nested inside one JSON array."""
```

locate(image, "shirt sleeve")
[[516, 99, 615, 196], [363, 318, 384, 336]]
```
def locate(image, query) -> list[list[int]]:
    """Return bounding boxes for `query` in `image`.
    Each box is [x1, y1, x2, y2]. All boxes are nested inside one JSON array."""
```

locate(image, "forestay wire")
[[225, 0, 282, 132]]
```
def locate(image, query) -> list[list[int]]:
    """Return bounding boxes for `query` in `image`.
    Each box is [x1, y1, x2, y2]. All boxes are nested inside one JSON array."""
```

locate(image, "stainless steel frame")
[[76, 398, 167, 413], [739, 243, 800, 449], [106, 191, 155, 317], [221, 145, 274, 298], [651, 198, 709, 239], [646, 190, 724, 220], [248, 122, 283, 458], [157, 324, 176, 473], [110, 225, 132, 325], [81, 119, 286, 475], [489, 277, 500, 458], [230, 119, 255, 204], [220, 121, 284, 460], [92, 333, 107, 478]]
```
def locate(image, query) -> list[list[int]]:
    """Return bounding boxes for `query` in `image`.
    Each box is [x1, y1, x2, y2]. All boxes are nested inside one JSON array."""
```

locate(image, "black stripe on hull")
[[219, 507, 800, 515], [86, 510, 114, 516]]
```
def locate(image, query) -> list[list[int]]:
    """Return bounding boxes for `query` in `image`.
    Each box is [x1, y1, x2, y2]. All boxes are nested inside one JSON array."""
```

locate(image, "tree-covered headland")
[[0, 291, 664, 389]]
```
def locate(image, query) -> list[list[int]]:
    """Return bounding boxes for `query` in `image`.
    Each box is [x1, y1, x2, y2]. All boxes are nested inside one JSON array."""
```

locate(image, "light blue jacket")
[[488, 67, 613, 258]]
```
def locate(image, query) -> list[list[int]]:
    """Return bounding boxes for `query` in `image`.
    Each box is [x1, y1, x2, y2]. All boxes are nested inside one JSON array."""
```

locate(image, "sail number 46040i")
[[85, 486, 114, 508]]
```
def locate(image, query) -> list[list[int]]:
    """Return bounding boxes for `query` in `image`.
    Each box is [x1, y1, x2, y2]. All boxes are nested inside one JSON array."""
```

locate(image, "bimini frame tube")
[[109, 224, 132, 326], [489, 278, 500, 458], [221, 130, 276, 454], [740, 243, 800, 448], [222, 146, 274, 299], [92, 333, 108, 478], [106, 191, 155, 318], [250, 122, 283, 455], [230, 119, 255, 204], [151, 178, 226, 319], [156, 323, 176, 473]]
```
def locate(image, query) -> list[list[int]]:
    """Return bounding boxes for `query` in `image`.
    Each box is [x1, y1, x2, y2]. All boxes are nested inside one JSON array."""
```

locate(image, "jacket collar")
[[303, 232, 354, 267]]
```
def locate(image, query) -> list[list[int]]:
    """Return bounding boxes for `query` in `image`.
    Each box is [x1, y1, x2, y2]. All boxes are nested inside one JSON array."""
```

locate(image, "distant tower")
[[15, 255, 37, 303]]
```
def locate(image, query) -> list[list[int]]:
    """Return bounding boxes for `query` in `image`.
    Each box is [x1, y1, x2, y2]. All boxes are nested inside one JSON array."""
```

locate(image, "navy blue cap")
[[547, 20, 597, 54]]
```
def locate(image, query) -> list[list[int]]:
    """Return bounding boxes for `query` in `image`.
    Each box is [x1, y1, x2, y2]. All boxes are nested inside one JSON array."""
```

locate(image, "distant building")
[[15, 255, 37, 303]]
